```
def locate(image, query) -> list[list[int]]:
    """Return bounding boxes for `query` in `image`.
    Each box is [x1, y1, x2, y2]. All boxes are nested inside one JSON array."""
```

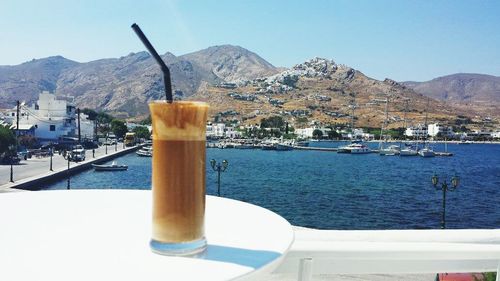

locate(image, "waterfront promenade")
[[0, 143, 141, 192]]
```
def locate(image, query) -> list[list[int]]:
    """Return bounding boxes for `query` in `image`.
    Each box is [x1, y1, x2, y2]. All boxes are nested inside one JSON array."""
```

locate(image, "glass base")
[[150, 237, 207, 256]]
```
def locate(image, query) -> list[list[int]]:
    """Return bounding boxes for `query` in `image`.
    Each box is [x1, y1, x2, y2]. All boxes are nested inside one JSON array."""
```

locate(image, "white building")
[[405, 124, 427, 138], [224, 126, 240, 139], [295, 127, 314, 138], [351, 128, 374, 140], [206, 123, 240, 139], [428, 123, 454, 137], [207, 123, 226, 138], [8, 91, 94, 142], [295, 127, 331, 138], [338, 128, 374, 140], [466, 130, 492, 139]]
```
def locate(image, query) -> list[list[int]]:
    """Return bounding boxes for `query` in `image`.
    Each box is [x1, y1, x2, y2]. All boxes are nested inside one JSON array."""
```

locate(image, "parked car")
[[17, 149, 30, 160], [67, 145, 86, 162]]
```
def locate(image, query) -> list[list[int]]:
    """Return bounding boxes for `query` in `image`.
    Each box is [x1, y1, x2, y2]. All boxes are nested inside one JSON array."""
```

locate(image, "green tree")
[[312, 129, 323, 139], [97, 112, 113, 124], [0, 125, 16, 155], [110, 119, 128, 138], [81, 108, 98, 120], [96, 111, 113, 134], [260, 116, 285, 130], [270, 128, 282, 138], [133, 126, 151, 139], [327, 129, 340, 139]]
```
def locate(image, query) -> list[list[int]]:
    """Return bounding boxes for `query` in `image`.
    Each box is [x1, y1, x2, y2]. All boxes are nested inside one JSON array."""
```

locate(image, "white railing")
[[272, 228, 500, 281]]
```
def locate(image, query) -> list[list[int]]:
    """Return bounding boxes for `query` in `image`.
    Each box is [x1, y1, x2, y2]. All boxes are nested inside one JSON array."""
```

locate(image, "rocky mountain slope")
[[403, 73, 500, 120], [403, 74, 500, 105], [0, 47, 497, 127], [0, 56, 78, 108], [181, 45, 277, 82], [191, 58, 470, 129], [0, 45, 278, 116]]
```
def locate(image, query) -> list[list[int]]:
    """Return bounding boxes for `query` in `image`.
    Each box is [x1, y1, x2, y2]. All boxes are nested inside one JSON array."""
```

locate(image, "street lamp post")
[[210, 159, 229, 197], [49, 143, 53, 171], [431, 174, 460, 229], [9, 145, 15, 183], [67, 156, 71, 190]]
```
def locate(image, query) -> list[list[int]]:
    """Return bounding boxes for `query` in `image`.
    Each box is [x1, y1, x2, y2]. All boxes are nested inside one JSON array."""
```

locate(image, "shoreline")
[[0, 143, 143, 192], [310, 139, 500, 144], [209, 138, 500, 145]]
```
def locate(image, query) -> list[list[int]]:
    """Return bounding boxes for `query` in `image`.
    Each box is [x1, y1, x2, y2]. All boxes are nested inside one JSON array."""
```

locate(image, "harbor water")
[[42, 142, 500, 230]]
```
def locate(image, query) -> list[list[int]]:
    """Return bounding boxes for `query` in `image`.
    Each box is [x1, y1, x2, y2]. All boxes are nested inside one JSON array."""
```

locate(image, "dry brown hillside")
[[191, 58, 487, 129]]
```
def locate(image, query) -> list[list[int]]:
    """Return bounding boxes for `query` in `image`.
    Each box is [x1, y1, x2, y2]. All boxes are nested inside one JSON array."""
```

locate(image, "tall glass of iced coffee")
[[149, 101, 208, 256]]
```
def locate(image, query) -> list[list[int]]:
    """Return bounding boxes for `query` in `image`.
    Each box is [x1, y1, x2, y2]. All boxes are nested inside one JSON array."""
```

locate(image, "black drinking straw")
[[131, 23, 173, 103]]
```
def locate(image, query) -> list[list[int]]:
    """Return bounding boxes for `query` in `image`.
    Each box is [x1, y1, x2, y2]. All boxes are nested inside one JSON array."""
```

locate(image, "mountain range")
[[0, 45, 498, 128], [0, 45, 277, 116], [403, 73, 500, 105]]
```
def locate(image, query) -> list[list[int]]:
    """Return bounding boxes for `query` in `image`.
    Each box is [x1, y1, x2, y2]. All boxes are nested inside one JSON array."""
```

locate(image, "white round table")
[[0, 190, 293, 281]]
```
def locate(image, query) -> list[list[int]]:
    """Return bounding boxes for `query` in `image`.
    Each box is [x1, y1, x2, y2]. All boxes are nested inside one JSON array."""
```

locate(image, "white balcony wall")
[[269, 228, 500, 281]]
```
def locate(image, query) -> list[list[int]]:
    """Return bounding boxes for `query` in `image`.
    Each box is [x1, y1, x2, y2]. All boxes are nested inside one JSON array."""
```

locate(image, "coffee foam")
[[149, 101, 208, 141]]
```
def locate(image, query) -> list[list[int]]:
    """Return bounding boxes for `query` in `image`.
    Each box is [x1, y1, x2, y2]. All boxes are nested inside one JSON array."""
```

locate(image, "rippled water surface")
[[43, 142, 500, 230]]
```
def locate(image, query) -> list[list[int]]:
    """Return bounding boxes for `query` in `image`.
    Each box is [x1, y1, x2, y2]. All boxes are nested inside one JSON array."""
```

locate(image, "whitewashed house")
[[8, 91, 94, 142], [405, 124, 428, 138], [466, 130, 492, 139], [428, 123, 454, 137], [206, 123, 226, 138], [295, 126, 332, 138], [206, 123, 240, 138], [224, 126, 240, 138]]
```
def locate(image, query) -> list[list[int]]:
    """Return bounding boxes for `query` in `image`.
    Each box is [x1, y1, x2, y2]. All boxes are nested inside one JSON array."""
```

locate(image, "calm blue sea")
[[43, 142, 500, 230]]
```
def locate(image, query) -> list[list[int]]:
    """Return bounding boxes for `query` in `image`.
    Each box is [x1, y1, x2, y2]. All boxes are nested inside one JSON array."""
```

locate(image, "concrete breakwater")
[[0, 144, 144, 192]]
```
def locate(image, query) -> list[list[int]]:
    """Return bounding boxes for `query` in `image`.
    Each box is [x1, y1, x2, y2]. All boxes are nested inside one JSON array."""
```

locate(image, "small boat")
[[274, 143, 294, 151], [400, 147, 418, 156], [399, 143, 418, 156], [261, 144, 276, 150], [235, 142, 255, 149], [379, 145, 400, 156], [223, 143, 235, 149], [350, 143, 371, 154], [136, 146, 152, 157], [418, 147, 435, 157], [92, 161, 128, 171], [296, 141, 310, 147], [338, 142, 371, 154]]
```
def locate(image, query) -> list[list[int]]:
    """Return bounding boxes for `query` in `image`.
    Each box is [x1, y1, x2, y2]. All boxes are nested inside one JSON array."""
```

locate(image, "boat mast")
[[378, 96, 389, 150], [349, 93, 356, 139], [423, 98, 430, 148], [401, 98, 410, 150]]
